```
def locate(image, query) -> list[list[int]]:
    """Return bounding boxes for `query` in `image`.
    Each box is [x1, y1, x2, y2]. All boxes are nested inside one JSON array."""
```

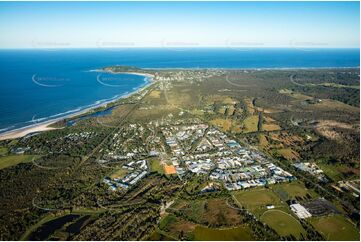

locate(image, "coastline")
[[0, 65, 357, 141], [0, 71, 154, 141], [146, 66, 359, 71]]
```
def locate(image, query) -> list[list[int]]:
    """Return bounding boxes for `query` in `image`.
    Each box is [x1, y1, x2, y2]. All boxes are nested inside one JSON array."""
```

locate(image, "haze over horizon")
[[0, 1, 359, 49]]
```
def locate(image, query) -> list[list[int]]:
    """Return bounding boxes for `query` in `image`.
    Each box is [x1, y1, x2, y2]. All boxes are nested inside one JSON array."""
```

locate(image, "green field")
[[168, 198, 243, 226], [233, 188, 284, 216], [310, 215, 359, 241], [0, 154, 40, 170], [272, 182, 317, 200], [0, 147, 8, 156], [148, 230, 175, 241], [193, 226, 254, 241], [183, 200, 206, 223], [149, 159, 164, 174], [260, 210, 306, 239], [317, 162, 355, 182], [159, 214, 177, 230]]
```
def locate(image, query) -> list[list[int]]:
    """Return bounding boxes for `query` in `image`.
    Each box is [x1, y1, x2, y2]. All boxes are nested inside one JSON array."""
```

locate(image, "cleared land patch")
[[279, 89, 313, 101], [0, 154, 40, 170], [0, 147, 8, 156], [272, 182, 316, 200], [277, 148, 300, 161], [193, 226, 254, 241], [168, 198, 242, 226], [164, 165, 177, 175], [149, 159, 164, 174], [158, 215, 195, 240], [110, 167, 128, 179], [201, 198, 243, 226], [310, 215, 359, 241], [263, 123, 281, 131], [315, 120, 355, 141], [149, 90, 161, 98], [242, 115, 259, 133], [210, 118, 232, 132]]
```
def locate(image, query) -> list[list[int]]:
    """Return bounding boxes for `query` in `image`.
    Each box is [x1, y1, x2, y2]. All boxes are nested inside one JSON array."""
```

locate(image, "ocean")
[[0, 48, 359, 133]]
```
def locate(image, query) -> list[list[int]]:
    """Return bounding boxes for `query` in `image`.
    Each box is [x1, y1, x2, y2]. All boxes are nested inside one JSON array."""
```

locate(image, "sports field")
[[233, 188, 284, 215], [310, 215, 359, 241], [260, 210, 306, 239]]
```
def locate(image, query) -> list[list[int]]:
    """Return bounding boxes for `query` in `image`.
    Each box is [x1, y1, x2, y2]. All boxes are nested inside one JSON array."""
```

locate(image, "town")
[[100, 119, 295, 192]]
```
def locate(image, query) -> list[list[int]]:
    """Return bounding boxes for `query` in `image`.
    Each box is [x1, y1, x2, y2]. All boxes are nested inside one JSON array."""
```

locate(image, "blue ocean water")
[[0, 48, 359, 133]]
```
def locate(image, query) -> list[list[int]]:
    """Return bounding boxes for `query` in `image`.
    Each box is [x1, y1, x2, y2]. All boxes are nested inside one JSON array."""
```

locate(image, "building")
[[290, 203, 312, 219]]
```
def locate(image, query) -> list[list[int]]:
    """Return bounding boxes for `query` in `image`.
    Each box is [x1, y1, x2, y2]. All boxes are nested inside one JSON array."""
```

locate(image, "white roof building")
[[290, 203, 312, 219]]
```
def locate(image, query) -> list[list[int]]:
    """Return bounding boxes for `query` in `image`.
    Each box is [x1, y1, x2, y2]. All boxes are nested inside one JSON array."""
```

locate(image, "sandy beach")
[[0, 121, 59, 141], [0, 71, 154, 141], [93, 69, 155, 80]]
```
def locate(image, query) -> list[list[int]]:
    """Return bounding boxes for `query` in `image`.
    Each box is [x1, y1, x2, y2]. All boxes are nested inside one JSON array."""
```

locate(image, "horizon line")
[[0, 46, 360, 50]]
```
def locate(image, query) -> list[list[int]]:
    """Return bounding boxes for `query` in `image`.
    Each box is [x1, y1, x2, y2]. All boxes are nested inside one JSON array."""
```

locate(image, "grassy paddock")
[[0, 154, 40, 170], [0, 147, 8, 156], [277, 148, 300, 161], [272, 181, 317, 200], [194, 225, 254, 241], [149, 159, 164, 174], [242, 115, 259, 133]]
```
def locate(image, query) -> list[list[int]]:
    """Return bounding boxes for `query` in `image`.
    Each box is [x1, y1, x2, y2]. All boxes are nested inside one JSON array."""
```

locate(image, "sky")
[[0, 1, 359, 49]]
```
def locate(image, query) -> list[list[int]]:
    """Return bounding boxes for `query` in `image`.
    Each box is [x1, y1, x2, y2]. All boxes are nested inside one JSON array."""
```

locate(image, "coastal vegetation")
[[0, 67, 359, 240]]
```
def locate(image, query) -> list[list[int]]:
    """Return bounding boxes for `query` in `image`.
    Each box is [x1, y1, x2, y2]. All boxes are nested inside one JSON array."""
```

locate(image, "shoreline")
[[0, 71, 154, 141], [144, 66, 359, 71], [93, 69, 155, 79], [0, 66, 357, 140]]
